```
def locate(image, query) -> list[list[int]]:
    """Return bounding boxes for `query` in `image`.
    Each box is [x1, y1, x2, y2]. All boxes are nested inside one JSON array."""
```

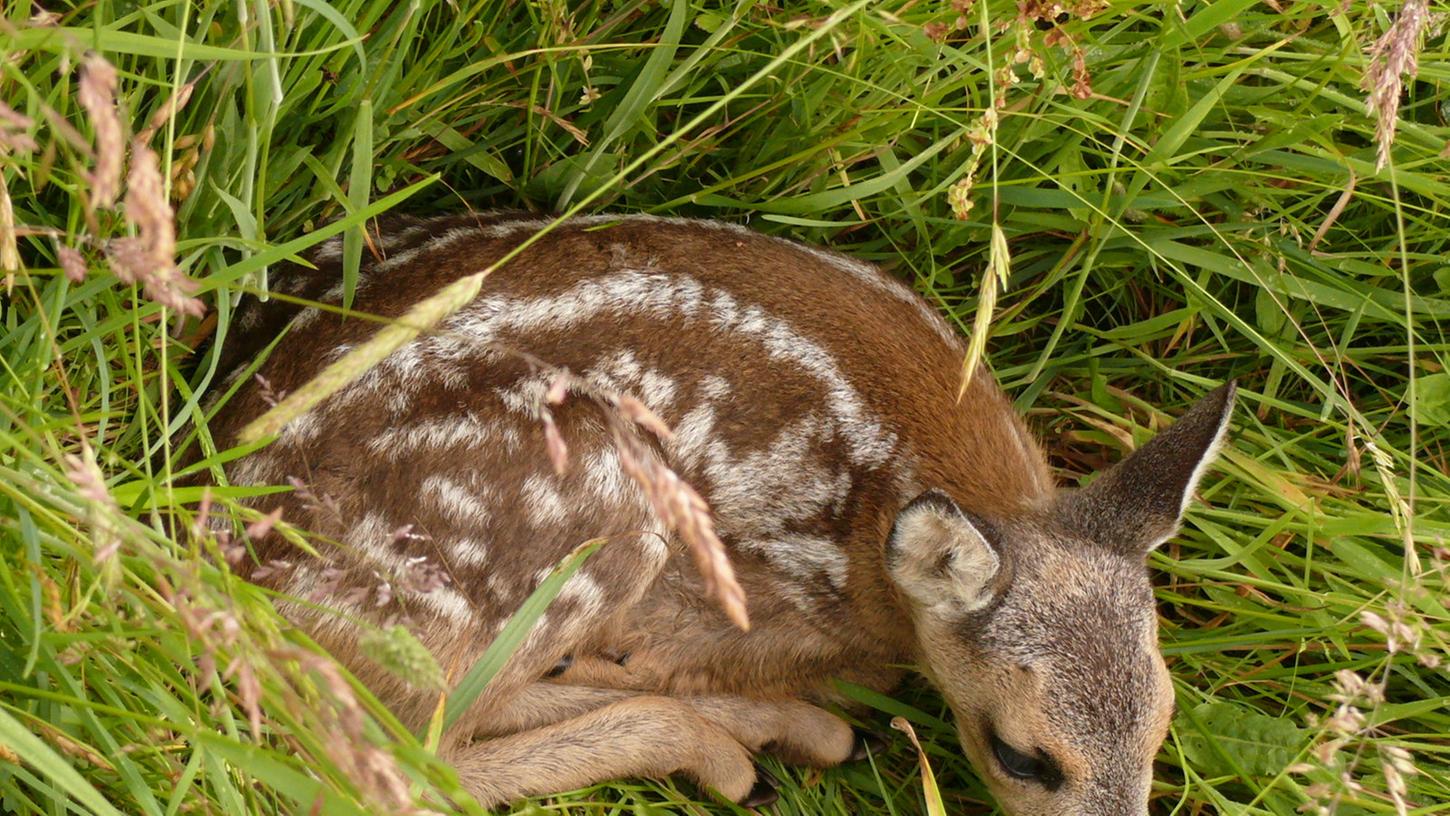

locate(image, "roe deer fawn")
[[206, 212, 1234, 815]]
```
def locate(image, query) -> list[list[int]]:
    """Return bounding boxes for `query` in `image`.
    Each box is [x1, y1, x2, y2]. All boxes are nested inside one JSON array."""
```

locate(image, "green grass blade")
[[0, 709, 126, 816], [440, 540, 602, 733]]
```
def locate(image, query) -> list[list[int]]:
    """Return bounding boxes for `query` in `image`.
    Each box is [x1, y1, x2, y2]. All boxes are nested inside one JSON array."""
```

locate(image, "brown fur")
[[200, 213, 1232, 814]]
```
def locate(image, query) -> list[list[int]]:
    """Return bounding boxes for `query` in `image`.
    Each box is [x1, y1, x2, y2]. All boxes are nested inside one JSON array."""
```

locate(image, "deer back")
[[206, 212, 1055, 717]]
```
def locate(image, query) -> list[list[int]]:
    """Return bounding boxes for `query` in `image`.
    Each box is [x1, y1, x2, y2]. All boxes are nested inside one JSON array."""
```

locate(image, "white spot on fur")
[[374, 226, 483, 274], [602, 349, 643, 386], [639, 369, 678, 409], [706, 289, 894, 465], [496, 374, 552, 419], [345, 512, 394, 563], [669, 403, 718, 470], [238, 306, 263, 331], [699, 374, 732, 401], [418, 586, 474, 624], [312, 236, 345, 262], [481, 219, 551, 239], [367, 413, 494, 456], [496, 424, 522, 452], [279, 564, 318, 603], [484, 213, 959, 349], [485, 572, 519, 606], [522, 474, 568, 528], [694, 414, 852, 537], [557, 570, 605, 615], [278, 411, 321, 446], [582, 350, 680, 413], [347, 342, 468, 415], [304, 590, 365, 639], [420, 475, 492, 527], [228, 454, 277, 486], [640, 518, 671, 564], [741, 534, 848, 590], [378, 222, 436, 256], [290, 307, 322, 329], [447, 537, 489, 568], [447, 271, 893, 466], [296, 225, 490, 330], [583, 447, 633, 506]]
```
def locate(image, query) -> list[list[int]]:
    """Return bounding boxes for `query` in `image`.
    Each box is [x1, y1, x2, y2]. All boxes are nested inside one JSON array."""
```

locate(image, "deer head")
[[887, 383, 1235, 816]]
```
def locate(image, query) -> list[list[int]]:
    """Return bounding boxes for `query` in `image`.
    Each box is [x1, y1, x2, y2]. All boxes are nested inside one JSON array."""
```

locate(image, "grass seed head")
[[0, 174, 17, 284], [63, 442, 120, 563], [0, 101, 38, 153], [359, 624, 446, 691], [77, 55, 123, 212], [1362, 0, 1430, 170], [112, 141, 204, 316], [57, 244, 88, 283]]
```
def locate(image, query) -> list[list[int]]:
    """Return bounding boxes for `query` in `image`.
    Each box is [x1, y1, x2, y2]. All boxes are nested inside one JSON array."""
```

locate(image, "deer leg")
[[448, 694, 759, 807], [471, 682, 635, 737], [684, 695, 858, 768], [476, 682, 860, 769]]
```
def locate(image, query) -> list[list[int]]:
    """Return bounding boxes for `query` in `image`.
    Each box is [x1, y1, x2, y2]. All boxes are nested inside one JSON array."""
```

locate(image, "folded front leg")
[[684, 695, 857, 768], [478, 681, 860, 768], [540, 658, 863, 767], [459, 680, 864, 808], [471, 682, 634, 737], [450, 695, 759, 808]]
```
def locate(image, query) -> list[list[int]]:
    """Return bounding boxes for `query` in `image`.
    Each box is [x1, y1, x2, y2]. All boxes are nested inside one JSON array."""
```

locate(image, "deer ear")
[[1066, 382, 1236, 554], [887, 490, 1003, 616]]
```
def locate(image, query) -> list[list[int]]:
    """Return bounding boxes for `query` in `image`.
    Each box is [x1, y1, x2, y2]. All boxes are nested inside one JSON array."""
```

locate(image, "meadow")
[[1, 0, 1447, 813]]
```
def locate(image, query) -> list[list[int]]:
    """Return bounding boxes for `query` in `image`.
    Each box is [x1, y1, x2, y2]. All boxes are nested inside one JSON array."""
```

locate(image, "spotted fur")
[[202, 212, 1233, 814]]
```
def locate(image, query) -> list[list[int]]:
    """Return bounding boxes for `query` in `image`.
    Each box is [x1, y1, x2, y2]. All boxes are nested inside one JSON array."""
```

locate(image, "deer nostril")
[[544, 655, 572, 678]]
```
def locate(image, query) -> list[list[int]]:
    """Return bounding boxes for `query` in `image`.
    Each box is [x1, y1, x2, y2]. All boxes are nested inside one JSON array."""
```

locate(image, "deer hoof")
[[739, 779, 778, 809], [544, 654, 573, 678], [848, 729, 889, 762]]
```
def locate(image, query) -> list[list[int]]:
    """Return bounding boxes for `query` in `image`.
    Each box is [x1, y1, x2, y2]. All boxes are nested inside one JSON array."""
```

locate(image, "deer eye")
[[991, 733, 1040, 778], [989, 732, 1063, 789]]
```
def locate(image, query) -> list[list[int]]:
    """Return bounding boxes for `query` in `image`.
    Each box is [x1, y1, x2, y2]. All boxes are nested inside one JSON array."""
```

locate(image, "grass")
[[1, 0, 1447, 813]]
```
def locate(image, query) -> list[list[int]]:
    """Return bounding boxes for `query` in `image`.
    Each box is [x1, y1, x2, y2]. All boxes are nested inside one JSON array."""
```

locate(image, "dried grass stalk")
[[542, 412, 570, 475], [608, 415, 749, 631], [0, 173, 17, 290], [273, 647, 418, 812], [467, 345, 750, 628], [238, 269, 494, 443], [958, 222, 1010, 399]]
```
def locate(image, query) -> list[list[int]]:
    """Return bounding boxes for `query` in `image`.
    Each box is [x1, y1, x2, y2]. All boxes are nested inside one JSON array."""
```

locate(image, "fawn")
[[206, 212, 1234, 815]]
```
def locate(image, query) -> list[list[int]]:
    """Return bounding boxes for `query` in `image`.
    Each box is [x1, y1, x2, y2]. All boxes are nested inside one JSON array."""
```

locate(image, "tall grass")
[[1, 1, 1447, 814]]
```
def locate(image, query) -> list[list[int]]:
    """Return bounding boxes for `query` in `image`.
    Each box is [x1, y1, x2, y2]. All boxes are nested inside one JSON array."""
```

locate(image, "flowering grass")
[[1, 1, 1447, 814]]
